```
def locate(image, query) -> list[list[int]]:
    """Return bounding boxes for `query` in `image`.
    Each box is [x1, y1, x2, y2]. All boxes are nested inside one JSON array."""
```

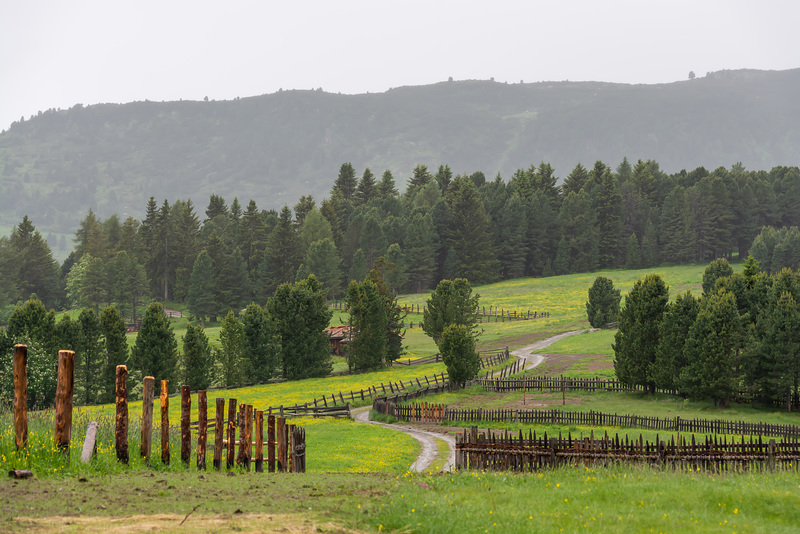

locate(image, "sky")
[[1, 0, 798, 131]]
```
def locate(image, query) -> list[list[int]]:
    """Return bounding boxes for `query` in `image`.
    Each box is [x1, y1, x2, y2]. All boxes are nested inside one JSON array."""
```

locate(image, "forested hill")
[[1, 68, 799, 237]]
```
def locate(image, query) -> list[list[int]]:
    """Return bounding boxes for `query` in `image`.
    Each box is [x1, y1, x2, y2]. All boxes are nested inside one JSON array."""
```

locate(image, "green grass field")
[[9, 260, 800, 533]]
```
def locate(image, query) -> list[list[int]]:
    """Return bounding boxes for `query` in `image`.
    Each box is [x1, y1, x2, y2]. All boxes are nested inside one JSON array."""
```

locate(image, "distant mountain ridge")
[[1, 68, 798, 242]]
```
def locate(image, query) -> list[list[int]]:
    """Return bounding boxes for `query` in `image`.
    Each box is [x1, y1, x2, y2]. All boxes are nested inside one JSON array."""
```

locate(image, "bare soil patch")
[[12, 513, 356, 533], [528, 353, 612, 376]]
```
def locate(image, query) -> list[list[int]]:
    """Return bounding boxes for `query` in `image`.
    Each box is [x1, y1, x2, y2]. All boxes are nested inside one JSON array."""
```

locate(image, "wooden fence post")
[[140, 376, 155, 465], [197, 390, 207, 470], [268, 414, 276, 472], [244, 405, 253, 472], [181, 385, 191, 466], [255, 410, 264, 473], [277, 417, 287, 472], [213, 398, 224, 470], [54, 350, 75, 459], [13, 344, 28, 450], [115, 365, 128, 464], [227, 398, 237, 469], [80, 421, 98, 464], [237, 404, 246, 467], [160, 380, 170, 465]]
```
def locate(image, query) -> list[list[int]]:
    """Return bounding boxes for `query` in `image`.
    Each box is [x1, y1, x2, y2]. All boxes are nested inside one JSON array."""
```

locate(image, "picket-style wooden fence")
[[390, 402, 800, 440], [473, 375, 670, 394], [329, 301, 549, 323], [455, 427, 797, 472]]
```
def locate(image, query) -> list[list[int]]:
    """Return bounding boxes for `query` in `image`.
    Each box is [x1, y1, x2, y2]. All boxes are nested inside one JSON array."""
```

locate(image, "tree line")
[[0, 273, 335, 409], [611, 257, 800, 410], [1, 159, 798, 322]]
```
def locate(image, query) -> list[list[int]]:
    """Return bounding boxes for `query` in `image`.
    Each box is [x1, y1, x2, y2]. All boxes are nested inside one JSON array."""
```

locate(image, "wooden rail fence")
[[456, 427, 796, 472], [390, 403, 800, 440], [473, 375, 674, 394], [393, 348, 509, 368]]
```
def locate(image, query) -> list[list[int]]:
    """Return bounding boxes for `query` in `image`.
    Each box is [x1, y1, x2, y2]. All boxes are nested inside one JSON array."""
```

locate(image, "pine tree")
[[345, 279, 388, 371], [130, 302, 178, 389], [187, 250, 216, 327], [241, 303, 280, 383], [10, 216, 62, 307], [422, 278, 480, 346], [333, 163, 358, 200], [586, 276, 621, 329], [681, 290, 743, 406], [498, 193, 528, 279], [267, 275, 333, 380], [595, 166, 623, 268], [654, 291, 699, 393], [562, 163, 590, 196], [444, 176, 499, 284], [377, 170, 399, 199], [171, 199, 200, 302], [99, 305, 128, 404], [355, 168, 377, 205], [702, 258, 734, 296], [383, 243, 408, 294], [613, 274, 669, 393], [296, 238, 342, 299], [262, 206, 301, 295], [624, 233, 641, 269], [434, 165, 453, 193], [404, 213, 436, 292], [359, 215, 387, 267], [77, 308, 102, 404], [219, 311, 246, 387], [367, 261, 407, 364], [440, 324, 481, 387], [293, 195, 316, 229], [349, 249, 368, 284], [183, 323, 214, 390]]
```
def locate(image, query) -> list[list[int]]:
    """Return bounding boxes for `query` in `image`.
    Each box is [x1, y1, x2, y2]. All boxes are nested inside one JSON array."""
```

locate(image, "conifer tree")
[[377, 170, 398, 199], [404, 213, 436, 292], [422, 278, 480, 347], [681, 290, 743, 406], [349, 249, 368, 284], [131, 302, 178, 389], [241, 303, 280, 383], [333, 163, 358, 200], [355, 168, 377, 205], [654, 291, 699, 392], [586, 276, 621, 329], [613, 274, 669, 393], [345, 279, 387, 371], [267, 275, 333, 380], [187, 250, 216, 327], [219, 311, 246, 387], [99, 305, 128, 404], [262, 206, 301, 295], [77, 308, 102, 404], [183, 323, 214, 390], [440, 324, 481, 387], [296, 238, 342, 299]]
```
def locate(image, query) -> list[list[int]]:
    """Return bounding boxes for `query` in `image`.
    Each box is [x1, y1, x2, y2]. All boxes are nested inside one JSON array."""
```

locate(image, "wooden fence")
[[330, 301, 549, 323], [391, 402, 800, 440], [393, 348, 509, 368], [455, 427, 797, 472], [473, 375, 673, 394]]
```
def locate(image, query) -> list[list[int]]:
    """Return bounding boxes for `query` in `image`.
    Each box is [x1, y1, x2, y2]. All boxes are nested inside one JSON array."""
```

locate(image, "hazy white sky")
[[1, 0, 798, 131]]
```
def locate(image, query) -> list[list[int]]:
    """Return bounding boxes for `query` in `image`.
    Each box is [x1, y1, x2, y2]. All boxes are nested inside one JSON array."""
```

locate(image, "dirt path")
[[510, 330, 584, 371], [352, 330, 585, 473], [352, 406, 456, 473]]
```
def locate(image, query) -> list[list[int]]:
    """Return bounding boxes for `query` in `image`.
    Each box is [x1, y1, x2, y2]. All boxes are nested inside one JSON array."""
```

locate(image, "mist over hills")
[[1, 68, 798, 244]]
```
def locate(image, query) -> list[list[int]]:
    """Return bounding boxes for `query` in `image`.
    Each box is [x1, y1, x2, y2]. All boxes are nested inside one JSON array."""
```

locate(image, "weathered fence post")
[[80, 421, 98, 463], [181, 385, 191, 466], [244, 405, 253, 471], [160, 380, 170, 465], [213, 398, 224, 470], [140, 376, 155, 465], [54, 350, 75, 459], [268, 414, 276, 472], [277, 417, 287, 472], [255, 410, 264, 473], [13, 344, 28, 450], [197, 390, 207, 470], [115, 365, 129, 464], [768, 439, 776, 471], [226, 398, 237, 469]]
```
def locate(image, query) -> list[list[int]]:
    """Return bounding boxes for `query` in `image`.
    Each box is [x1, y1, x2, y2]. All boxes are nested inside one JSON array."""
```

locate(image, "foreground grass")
[[0, 412, 419, 477], [2, 467, 798, 533]]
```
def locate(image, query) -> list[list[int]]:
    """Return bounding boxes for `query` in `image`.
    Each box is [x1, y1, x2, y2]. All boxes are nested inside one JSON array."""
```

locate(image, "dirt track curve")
[[352, 330, 584, 473]]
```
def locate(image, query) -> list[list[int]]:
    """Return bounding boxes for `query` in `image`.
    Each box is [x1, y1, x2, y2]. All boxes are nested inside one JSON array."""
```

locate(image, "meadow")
[[8, 260, 800, 533]]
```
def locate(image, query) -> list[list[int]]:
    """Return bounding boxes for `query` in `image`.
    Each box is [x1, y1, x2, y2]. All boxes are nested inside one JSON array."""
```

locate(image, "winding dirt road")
[[352, 330, 584, 473]]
